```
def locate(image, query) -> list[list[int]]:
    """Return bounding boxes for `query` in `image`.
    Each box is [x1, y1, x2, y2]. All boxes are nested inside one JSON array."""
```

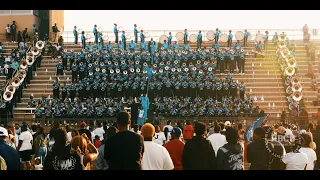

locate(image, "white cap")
[[0, 127, 8, 137], [225, 121, 231, 126]]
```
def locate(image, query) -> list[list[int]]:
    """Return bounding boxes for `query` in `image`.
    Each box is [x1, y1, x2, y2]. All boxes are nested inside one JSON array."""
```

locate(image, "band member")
[[134, 24, 138, 43], [182, 41, 190, 51], [10, 21, 17, 42], [61, 82, 68, 102], [52, 78, 60, 99], [99, 33, 104, 48], [239, 52, 245, 75], [81, 31, 85, 49], [71, 62, 78, 83], [197, 30, 203, 49], [183, 29, 188, 44], [62, 51, 68, 71], [140, 41, 147, 52], [244, 29, 250, 47], [69, 82, 76, 102], [230, 79, 238, 99], [106, 41, 113, 52], [73, 26, 78, 45], [56, 60, 63, 75], [79, 62, 86, 80], [255, 41, 263, 58], [219, 50, 225, 74], [162, 40, 169, 50], [121, 31, 126, 50], [129, 40, 136, 52], [85, 81, 92, 99], [239, 81, 245, 100], [229, 51, 236, 74], [118, 40, 124, 50], [234, 40, 241, 49], [215, 28, 221, 44], [93, 24, 98, 44], [273, 32, 278, 46], [76, 80, 84, 100], [302, 24, 309, 36], [172, 41, 179, 51], [148, 38, 155, 53], [150, 41, 156, 56], [227, 30, 233, 48], [114, 23, 118, 43], [168, 32, 172, 46], [140, 30, 145, 43], [264, 31, 269, 50]]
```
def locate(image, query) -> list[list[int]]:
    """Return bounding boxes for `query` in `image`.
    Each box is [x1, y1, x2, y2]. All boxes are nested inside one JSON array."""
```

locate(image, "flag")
[[245, 114, 269, 142]]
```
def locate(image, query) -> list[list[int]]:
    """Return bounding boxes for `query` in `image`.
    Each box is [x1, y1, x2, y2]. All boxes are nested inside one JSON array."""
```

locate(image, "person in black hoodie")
[[182, 122, 216, 170], [216, 127, 244, 170], [313, 125, 320, 169], [44, 129, 83, 170], [247, 127, 274, 170]]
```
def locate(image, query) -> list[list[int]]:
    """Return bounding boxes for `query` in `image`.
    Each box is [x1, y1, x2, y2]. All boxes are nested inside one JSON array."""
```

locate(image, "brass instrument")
[[160, 62, 164, 66], [110, 69, 114, 74], [64, 49, 68, 53], [5, 85, 16, 94], [36, 41, 45, 50], [136, 68, 140, 73], [102, 69, 106, 74], [167, 61, 171, 65], [285, 67, 295, 76], [286, 86, 293, 94], [152, 69, 157, 74], [88, 54, 92, 58], [292, 83, 302, 92], [287, 58, 297, 68], [130, 68, 135, 73], [135, 61, 139, 65], [18, 70, 27, 79], [116, 69, 120, 73], [182, 63, 186, 67], [153, 64, 157, 68], [199, 69, 204, 74], [100, 62, 105, 66], [291, 76, 300, 85], [95, 67, 100, 72], [165, 66, 169, 71], [174, 60, 178, 64], [171, 68, 176, 72], [143, 70, 147, 74], [114, 62, 119, 66], [197, 60, 201, 64], [208, 67, 213, 71], [31, 47, 40, 56], [3, 91, 13, 102], [94, 61, 99, 66], [292, 91, 302, 101], [19, 59, 28, 70], [143, 62, 148, 67], [204, 61, 208, 65], [159, 69, 164, 73], [11, 77, 21, 87], [89, 71, 94, 76], [192, 67, 197, 71], [177, 68, 181, 72], [123, 70, 128, 75], [107, 61, 112, 65]]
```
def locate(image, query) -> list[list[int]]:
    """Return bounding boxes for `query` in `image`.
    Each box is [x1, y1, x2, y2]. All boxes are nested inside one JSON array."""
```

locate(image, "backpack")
[[0, 156, 7, 170]]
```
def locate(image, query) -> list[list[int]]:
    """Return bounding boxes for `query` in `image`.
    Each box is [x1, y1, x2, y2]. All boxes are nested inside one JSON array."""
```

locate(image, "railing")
[[57, 28, 320, 43]]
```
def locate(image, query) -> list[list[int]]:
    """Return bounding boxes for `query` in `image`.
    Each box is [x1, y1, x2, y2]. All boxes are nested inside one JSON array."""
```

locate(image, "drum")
[[85, 34, 91, 40], [159, 35, 168, 44], [247, 34, 253, 41], [220, 34, 228, 42], [189, 34, 197, 43], [206, 30, 215, 41], [176, 32, 184, 41], [235, 31, 244, 40], [255, 34, 264, 42]]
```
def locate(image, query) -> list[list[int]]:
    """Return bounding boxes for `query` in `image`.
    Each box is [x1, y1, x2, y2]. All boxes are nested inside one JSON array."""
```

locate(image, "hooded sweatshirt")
[[216, 142, 244, 170]]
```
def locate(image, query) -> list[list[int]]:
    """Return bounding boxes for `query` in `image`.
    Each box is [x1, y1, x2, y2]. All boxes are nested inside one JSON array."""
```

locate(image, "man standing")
[[121, 31, 126, 50], [0, 127, 20, 170], [244, 29, 251, 47], [22, 28, 28, 43], [104, 112, 144, 170], [168, 32, 172, 46], [93, 24, 98, 45], [183, 121, 194, 143], [78, 121, 93, 142], [228, 30, 233, 48], [73, 26, 78, 45], [164, 127, 185, 170], [134, 24, 138, 43], [154, 126, 166, 146], [197, 30, 202, 49], [207, 125, 227, 156], [51, 23, 60, 42], [114, 23, 118, 43], [10, 21, 17, 42]]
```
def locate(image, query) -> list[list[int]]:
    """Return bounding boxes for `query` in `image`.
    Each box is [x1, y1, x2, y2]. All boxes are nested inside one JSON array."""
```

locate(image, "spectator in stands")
[[104, 112, 144, 170], [154, 125, 166, 146], [182, 122, 216, 170], [5, 24, 11, 42], [11, 59, 19, 71], [44, 129, 83, 170], [247, 127, 273, 170], [70, 134, 98, 170], [51, 23, 60, 42], [164, 127, 185, 170], [17, 124, 33, 170], [281, 139, 308, 170], [216, 127, 244, 170], [183, 121, 194, 143], [263, 126, 286, 170], [140, 123, 174, 170], [0, 127, 20, 170], [207, 125, 227, 156], [299, 133, 317, 170], [313, 125, 320, 169], [95, 126, 118, 170], [58, 36, 64, 47], [78, 122, 92, 143]]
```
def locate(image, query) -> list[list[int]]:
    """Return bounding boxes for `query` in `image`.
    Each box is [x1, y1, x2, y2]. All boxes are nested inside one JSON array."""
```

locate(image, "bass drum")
[[206, 30, 215, 41], [176, 32, 184, 41], [103, 35, 109, 42], [255, 34, 264, 42], [189, 34, 197, 43], [159, 35, 168, 44], [247, 34, 253, 41], [220, 34, 228, 42], [235, 31, 244, 40]]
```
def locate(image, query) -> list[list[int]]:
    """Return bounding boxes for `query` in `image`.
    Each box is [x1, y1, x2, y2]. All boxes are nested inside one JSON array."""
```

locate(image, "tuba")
[[110, 69, 114, 74], [102, 69, 106, 74], [171, 67, 176, 72], [116, 69, 120, 73], [26, 55, 34, 66], [123, 70, 128, 75], [292, 91, 302, 101], [287, 58, 296, 68], [130, 68, 135, 73], [159, 69, 163, 73], [152, 69, 157, 74], [19, 59, 28, 70], [5, 85, 16, 94], [153, 64, 157, 68], [143, 62, 148, 67], [280, 47, 290, 58], [121, 60, 126, 65], [36, 41, 45, 50], [136, 68, 140, 73], [208, 67, 213, 71], [291, 76, 300, 85], [18, 70, 27, 79], [177, 68, 181, 72], [11, 76, 21, 87], [184, 68, 189, 72], [3, 91, 13, 102], [285, 67, 295, 76], [292, 83, 302, 92], [286, 86, 293, 94], [278, 40, 287, 48]]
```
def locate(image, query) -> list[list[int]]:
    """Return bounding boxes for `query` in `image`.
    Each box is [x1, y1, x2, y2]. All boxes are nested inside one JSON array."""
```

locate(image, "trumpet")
[[292, 91, 302, 101], [36, 41, 45, 50], [292, 83, 302, 92], [123, 70, 128, 75], [19, 59, 28, 70], [116, 69, 120, 73], [110, 69, 114, 73]]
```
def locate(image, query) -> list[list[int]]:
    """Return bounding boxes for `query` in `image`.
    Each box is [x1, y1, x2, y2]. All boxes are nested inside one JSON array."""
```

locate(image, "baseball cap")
[[0, 127, 9, 137], [225, 121, 231, 127], [171, 127, 182, 137], [80, 121, 86, 127]]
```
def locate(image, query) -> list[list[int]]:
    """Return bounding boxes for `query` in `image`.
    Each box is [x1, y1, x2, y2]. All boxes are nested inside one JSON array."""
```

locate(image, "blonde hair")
[[141, 123, 155, 140], [70, 135, 88, 155]]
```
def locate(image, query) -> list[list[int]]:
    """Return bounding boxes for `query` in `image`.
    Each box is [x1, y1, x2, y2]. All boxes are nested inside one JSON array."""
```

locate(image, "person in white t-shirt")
[[132, 124, 141, 134], [141, 123, 174, 170], [207, 125, 227, 156], [281, 139, 308, 170], [299, 133, 317, 170], [163, 120, 173, 141], [154, 125, 166, 146], [5, 24, 10, 42], [17, 124, 33, 170], [93, 123, 105, 141]]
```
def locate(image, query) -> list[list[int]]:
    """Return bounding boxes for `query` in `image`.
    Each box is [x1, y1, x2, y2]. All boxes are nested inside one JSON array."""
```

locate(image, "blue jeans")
[[37, 146, 47, 165]]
